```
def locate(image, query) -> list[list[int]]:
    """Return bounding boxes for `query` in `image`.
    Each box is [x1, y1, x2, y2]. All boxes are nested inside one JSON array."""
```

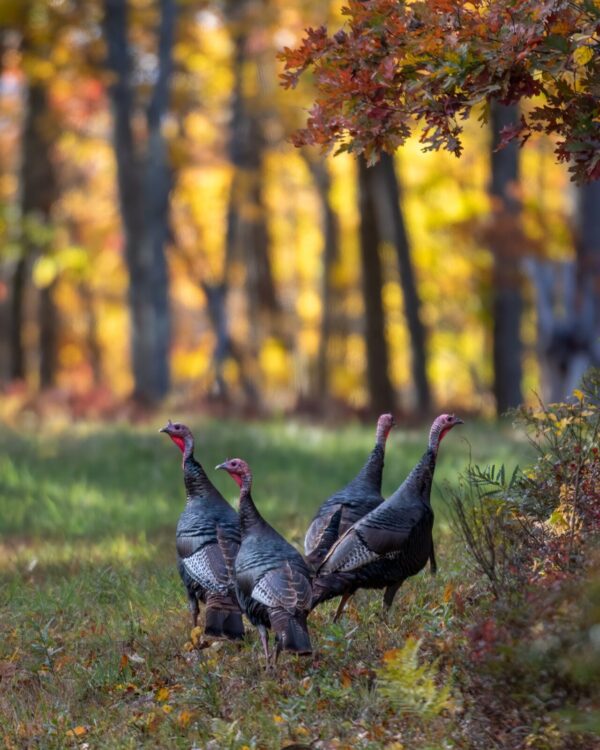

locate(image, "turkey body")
[[176, 457, 244, 640], [235, 520, 312, 655], [218, 458, 313, 665], [161, 421, 244, 641], [304, 414, 394, 569], [312, 452, 436, 610], [311, 413, 463, 616]]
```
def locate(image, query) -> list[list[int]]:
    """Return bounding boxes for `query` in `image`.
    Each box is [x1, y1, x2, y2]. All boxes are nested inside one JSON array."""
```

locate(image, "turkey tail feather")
[[205, 594, 245, 640], [270, 609, 312, 655]]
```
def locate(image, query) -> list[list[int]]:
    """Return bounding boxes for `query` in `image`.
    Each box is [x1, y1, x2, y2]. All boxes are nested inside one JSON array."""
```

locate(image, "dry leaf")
[[177, 710, 193, 728], [66, 726, 87, 738]]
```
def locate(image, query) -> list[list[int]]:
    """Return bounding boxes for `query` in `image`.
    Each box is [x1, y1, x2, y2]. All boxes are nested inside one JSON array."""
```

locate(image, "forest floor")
[[0, 416, 572, 749]]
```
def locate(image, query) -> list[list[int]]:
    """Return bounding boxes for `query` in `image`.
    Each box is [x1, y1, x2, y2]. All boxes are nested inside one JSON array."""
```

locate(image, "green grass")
[[0, 417, 528, 749]]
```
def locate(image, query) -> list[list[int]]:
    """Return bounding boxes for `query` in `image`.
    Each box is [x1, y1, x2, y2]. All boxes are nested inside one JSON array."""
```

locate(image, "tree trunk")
[[103, 0, 174, 404], [16, 81, 58, 387], [39, 282, 58, 389], [306, 157, 340, 401], [576, 180, 600, 366], [370, 153, 431, 413], [226, 26, 278, 322], [0, 29, 10, 385], [489, 102, 523, 414], [358, 157, 396, 416]]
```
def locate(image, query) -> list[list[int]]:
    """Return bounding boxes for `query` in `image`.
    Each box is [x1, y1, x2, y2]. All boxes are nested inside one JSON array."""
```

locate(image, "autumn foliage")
[[280, 0, 600, 181]]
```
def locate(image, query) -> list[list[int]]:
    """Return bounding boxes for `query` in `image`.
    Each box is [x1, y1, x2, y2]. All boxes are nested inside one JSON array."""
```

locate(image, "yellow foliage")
[[573, 45, 594, 67]]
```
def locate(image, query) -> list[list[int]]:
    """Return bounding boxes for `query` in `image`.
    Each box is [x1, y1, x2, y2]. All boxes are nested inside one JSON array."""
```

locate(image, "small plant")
[[445, 463, 524, 596], [445, 369, 600, 595], [376, 637, 452, 718]]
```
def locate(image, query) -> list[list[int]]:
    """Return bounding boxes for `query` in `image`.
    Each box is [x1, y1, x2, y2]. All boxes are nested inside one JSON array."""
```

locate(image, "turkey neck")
[[398, 448, 437, 505], [238, 476, 265, 534], [357, 442, 385, 488], [182, 437, 214, 500]]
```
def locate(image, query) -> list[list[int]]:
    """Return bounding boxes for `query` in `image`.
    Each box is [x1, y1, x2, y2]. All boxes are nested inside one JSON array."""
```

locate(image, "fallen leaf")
[[177, 710, 193, 728], [66, 726, 87, 738], [155, 687, 170, 702], [443, 582, 454, 603], [190, 626, 203, 646]]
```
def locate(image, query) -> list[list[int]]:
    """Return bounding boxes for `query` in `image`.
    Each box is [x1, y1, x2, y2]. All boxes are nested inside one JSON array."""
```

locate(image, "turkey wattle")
[[160, 420, 244, 641], [304, 413, 395, 571], [216, 458, 313, 669], [311, 414, 463, 620]]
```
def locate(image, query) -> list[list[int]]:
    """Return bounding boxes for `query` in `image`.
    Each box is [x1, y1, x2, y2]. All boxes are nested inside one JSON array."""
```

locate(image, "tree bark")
[[358, 157, 396, 416], [15, 81, 58, 386], [226, 25, 278, 323], [103, 0, 174, 404], [305, 157, 340, 401], [370, 153, 431, 413], [489, 102, 523, 414], [576, 180, 600, 366], [527, 181, 600, 400]]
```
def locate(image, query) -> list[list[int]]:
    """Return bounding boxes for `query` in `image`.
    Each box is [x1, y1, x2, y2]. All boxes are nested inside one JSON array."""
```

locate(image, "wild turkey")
[[216, 458, 313, 668], [304, 413, 395, 571], [160, 420, 244, 641], [311, 414, 463, 620]]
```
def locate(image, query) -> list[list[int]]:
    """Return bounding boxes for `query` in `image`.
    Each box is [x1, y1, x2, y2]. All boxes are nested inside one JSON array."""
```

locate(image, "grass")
[[0, 416, 528, 749]]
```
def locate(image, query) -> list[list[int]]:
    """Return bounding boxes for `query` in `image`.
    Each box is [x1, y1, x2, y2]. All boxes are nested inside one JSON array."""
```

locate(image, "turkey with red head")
[[160, 420, 244, 641], [304, 413, 395, 571], [216, 458, 313, 669], [311, 414, 463, 620]]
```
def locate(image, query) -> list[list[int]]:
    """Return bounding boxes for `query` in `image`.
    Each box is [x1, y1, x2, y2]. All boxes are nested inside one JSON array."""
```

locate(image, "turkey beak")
[[455, 417, 464, 425], [159, 419, 174, 434], [215, 462, 227, 472]]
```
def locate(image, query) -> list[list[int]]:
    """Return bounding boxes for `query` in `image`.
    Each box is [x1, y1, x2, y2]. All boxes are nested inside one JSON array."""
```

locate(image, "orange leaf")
[[66, 726, 86, 738], [177, 710, 193, 728], [443, 582, 454, 602], [340, 668, 352, 688], [383, 648, 401, 662], [119, 653, 129, 671]]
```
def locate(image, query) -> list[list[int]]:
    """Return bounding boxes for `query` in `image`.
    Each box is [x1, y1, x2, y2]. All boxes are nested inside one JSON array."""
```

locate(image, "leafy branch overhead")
[[280, 0, 600, 181]]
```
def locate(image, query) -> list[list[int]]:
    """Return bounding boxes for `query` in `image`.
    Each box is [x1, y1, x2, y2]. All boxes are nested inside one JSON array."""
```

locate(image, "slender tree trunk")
[[576, 180, 600, 366], [0, 29, 10, 385], [306, 157, 340, 400], [103, 0, 174, 404], [79, 282, 103, 386], [15, 81, 58, 387], [39, 282, 58, 388], [489, 102, 523, 414], [370, 153, 431, 412], [226, 26, 278, 321], [358, 158, 395, 416]]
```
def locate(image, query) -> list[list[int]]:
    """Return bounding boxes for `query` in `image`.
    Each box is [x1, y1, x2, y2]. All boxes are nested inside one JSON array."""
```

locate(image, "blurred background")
[[0, 0, 598, 423]]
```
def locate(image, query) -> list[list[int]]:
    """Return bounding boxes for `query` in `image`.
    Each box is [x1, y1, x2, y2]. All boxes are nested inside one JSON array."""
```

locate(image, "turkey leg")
[[332, 592, 352, 623], [382, 581, 403, 616], [188, 594, 199, 628], [257, 625, 271, 671], [429, 542, 437, 575]]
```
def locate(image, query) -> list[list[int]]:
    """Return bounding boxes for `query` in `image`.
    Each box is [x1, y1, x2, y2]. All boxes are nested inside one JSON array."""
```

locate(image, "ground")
[[0, 417, 529, 749]]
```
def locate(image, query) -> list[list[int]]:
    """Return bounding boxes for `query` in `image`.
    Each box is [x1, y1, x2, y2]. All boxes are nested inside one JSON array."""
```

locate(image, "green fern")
[[376, 637, 453, 718]]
